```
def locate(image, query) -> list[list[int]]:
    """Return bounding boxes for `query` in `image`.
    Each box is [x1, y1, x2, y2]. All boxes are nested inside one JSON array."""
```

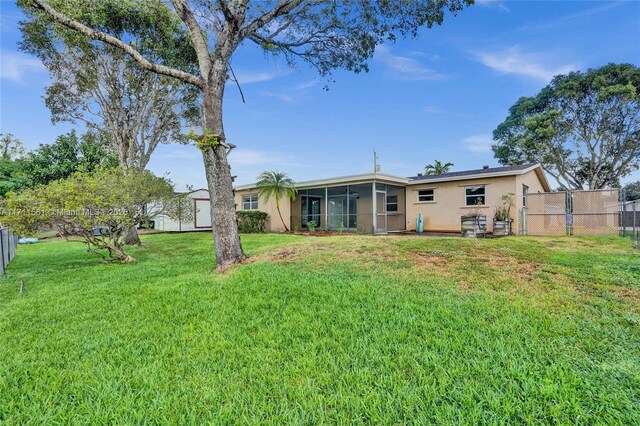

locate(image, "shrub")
[[0, 167, 174, 263], [237, 210, 268, 233]]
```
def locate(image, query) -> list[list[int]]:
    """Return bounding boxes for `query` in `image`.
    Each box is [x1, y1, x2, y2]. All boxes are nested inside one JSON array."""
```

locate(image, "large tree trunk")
[[201, 69, 246, 271], [123, 225, 141, 245]]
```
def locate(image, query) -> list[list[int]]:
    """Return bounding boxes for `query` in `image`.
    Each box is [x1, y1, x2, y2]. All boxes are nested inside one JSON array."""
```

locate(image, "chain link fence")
[[0, 227, 19, 276], [622, 199, 640, 247], [521, 189, 633, 240]]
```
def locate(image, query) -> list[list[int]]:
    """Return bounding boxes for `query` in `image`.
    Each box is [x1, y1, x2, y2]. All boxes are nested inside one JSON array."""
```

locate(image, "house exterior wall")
[[405, 176, 518, 233], [234, 189, 291, 232], [233, 166, 549, 235], [514, 169, 549, 234]]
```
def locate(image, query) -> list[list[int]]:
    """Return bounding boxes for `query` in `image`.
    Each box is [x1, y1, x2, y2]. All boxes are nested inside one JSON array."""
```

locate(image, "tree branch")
[[29, 0, 205, 89], [169, 0, 212, 77]]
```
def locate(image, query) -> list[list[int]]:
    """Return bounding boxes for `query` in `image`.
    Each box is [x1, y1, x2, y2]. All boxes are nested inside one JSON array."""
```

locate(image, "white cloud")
[[0, 51, 46, 82], [158, 147, 201, 160], [473, 46, 577, 83], [258, 79, 318, 104], [230, 70, 284, 84], [463, 135, 494, 153], [475, 0, 510, 12], [228, 149, 285, 167], [375, 45, 449, 81], [423, 105, 444, 114]]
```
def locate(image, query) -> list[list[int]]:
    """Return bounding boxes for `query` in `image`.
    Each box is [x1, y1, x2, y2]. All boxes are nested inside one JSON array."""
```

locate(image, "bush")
[[0, 167, 174, 263], [237, 210, 268, 233]]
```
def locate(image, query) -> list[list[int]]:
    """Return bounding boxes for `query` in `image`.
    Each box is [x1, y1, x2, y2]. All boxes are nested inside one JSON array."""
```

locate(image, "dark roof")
[[408, 164, 536, 182]]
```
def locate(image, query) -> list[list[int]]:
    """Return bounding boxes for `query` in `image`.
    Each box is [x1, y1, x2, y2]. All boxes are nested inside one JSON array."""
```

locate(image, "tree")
[[0, 167, 174, 263], [22, 0, 472, 271], [0, 133, 25, 160], [20, 41, 199, 171], [424, 160, 454, 175], [0, 159, 28, 197], [21, 23, 200, 246], [624, 181, 640, 201], [161, 191, 195, 232], [22, 130, 117, 187], [255, 170, 297, 232], [493, 63, 640, 190]]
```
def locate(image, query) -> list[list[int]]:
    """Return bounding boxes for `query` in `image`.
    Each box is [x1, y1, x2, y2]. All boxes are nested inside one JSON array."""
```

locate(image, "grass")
[[0, 232, 639, 424]]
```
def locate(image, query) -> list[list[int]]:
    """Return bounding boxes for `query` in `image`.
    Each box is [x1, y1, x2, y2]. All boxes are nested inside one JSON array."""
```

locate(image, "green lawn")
[[1, 233, 639, 424]]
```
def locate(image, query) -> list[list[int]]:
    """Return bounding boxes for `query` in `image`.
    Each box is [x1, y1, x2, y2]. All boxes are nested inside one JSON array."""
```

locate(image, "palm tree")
[[256, 171, 298, 232], [424, 160, 454, 176]]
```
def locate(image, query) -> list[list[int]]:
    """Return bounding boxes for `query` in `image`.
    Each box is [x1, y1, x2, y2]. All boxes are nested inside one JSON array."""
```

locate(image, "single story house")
[[152, 188, 213, 232], [234, 164, 551, 234]]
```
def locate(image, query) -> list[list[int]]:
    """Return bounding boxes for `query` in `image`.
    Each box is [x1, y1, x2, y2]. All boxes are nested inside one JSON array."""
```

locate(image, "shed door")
[[194, 199, 212, 228]]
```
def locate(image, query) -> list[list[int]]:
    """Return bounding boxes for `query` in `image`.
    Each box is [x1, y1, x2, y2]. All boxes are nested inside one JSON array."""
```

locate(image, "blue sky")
[[1, 0, 639, 190]]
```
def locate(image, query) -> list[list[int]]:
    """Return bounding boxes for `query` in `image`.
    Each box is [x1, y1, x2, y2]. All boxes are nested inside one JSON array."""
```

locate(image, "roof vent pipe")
[[482, 165, 489, 169]]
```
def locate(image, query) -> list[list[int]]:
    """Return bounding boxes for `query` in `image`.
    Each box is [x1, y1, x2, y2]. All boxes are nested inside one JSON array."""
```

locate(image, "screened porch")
[[290, 182, 406, 234]]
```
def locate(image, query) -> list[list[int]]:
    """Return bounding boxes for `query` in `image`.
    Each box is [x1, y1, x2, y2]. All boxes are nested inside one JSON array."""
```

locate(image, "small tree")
[[255, 171, 297, 232], [161, 192, 195, 232], [0, 134, 25, 160], [0, 167, 173, 263], [424, 160, 454, 176]]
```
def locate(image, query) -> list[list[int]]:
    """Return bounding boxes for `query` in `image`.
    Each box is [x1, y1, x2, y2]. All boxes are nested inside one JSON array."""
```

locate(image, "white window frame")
[[417, 189, 435, 202], [465, 185, 486, 206], [242, 194, 259, 210]]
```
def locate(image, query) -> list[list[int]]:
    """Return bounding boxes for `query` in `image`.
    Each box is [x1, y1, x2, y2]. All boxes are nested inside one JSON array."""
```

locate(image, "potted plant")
[[460, 199, 487, 238], [493, 192, 514, 236]]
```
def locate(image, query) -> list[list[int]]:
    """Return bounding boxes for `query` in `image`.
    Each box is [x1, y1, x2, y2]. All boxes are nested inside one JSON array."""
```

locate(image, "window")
[[386, 195, 398, 212], [522, 185, 529, 208], [418, 189, 434, 202], [465, 185, 485, 206], [242, 194, 259, 210]]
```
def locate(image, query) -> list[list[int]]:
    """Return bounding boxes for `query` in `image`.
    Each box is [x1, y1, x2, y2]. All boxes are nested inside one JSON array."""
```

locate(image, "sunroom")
[[289, 177, 406, 234]]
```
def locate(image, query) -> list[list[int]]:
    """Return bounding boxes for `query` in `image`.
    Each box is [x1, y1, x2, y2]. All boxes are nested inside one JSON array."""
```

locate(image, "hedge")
[[237, 210, 268, 233]]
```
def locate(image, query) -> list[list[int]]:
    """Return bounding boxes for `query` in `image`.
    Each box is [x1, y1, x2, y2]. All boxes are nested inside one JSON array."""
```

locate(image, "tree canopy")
[[22, 130, 118, 187], [21, 17, 200, 171], [624, 181, 640, 202], [492, 63, 640, 190], [0, 133, 25, 160]]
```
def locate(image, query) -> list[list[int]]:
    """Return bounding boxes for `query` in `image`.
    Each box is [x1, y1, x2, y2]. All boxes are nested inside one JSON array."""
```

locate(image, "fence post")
[[566, 190, 572, 236], [634, 201, 637, 246], [0, 229, 5, 276], [620, 189, 625, 237]]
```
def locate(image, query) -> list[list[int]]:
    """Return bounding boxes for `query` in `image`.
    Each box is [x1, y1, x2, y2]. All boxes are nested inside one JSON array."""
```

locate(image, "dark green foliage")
[[624, 181, 640, 201], [22, 130, 118, 187], [493, 63, 640, 190], [0, 159, 27, 197], [236, 210, 268, 233]]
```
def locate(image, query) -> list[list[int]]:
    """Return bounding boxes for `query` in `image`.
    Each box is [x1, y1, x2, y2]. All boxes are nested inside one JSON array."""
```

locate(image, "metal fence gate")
[[0, 227, 19, 276], [521, 189, 624, 237], [622, 199, 640, 247]]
